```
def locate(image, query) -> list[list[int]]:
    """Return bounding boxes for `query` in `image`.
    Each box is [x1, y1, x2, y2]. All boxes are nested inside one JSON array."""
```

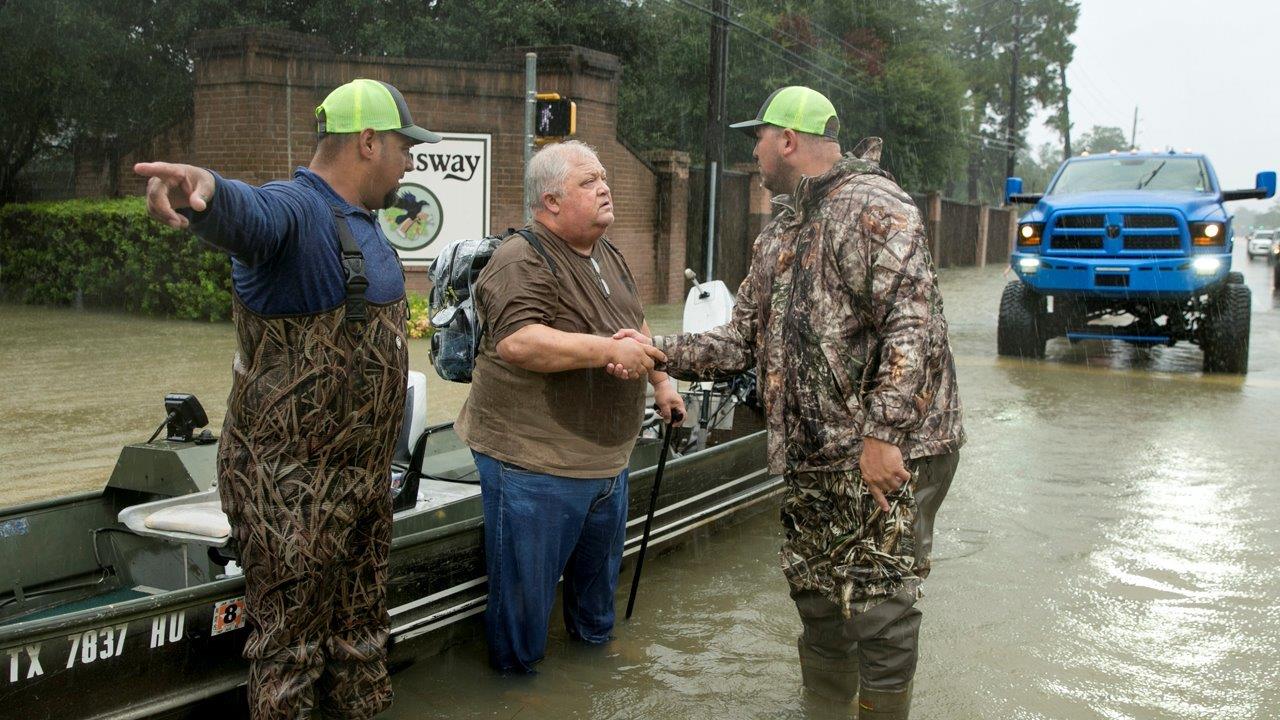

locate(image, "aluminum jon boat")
[[0, 277, 778, 719]]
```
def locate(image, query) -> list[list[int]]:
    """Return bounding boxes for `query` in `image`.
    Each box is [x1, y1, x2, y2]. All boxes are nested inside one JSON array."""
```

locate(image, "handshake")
[[604, 329, 665, 381]]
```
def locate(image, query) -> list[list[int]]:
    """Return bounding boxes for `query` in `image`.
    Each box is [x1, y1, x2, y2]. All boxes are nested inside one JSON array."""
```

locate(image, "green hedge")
[[0, 197, 233, 320], [0, 198, 436, 330]]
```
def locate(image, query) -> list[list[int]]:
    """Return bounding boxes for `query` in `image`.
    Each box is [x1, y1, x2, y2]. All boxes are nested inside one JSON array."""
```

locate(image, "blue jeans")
[[473, 451, 629, 673]]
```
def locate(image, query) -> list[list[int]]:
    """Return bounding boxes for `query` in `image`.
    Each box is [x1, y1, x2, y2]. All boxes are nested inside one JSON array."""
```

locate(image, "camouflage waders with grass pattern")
[[217, 292, 408, 720], [659, 139, 965, 716]]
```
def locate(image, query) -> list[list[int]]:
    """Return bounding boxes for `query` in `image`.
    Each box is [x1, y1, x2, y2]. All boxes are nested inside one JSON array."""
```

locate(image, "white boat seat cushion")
[[143, 500, 231, 540]]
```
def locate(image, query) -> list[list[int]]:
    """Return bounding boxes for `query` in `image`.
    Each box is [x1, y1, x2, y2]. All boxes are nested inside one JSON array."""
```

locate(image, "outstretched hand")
[[133, 162, 216, 229], [613, 328, 650, 344], [607, 328, 657, 380], [605, 336, 666, 381]]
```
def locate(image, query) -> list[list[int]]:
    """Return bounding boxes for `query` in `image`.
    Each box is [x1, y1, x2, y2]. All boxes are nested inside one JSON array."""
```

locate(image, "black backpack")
[[428, 229, 558, 382]]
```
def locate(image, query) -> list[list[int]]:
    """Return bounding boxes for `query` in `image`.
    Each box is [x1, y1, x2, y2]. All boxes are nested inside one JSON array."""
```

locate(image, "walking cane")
[[625, 409, 683, 620]]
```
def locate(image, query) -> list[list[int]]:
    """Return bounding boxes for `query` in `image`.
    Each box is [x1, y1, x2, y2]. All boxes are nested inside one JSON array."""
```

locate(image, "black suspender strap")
[[331, 205, 368, 327], [509, 228, 559, 274]]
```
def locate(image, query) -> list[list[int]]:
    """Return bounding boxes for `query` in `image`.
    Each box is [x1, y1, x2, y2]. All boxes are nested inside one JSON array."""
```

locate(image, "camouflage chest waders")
[[217, 214, 408, 720]]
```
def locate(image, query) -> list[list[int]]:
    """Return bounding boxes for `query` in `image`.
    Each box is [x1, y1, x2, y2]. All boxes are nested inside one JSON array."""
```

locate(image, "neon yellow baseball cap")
[[316, 78, 441, 143], [730, 86, 839, 139]]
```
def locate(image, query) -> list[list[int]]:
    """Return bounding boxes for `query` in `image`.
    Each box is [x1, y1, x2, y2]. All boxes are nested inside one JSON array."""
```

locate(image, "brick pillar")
[[190, 28, 332, 186], [647, 150, 690, 304]]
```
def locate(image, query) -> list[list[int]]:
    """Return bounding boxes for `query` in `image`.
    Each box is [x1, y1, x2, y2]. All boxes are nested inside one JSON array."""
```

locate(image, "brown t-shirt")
[[454, 221, 647, 478]]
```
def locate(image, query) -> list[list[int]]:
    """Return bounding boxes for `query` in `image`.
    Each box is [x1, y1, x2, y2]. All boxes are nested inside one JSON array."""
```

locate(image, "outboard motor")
[[677, 269, 756, 452], [390, 371, 429, 512], [681, 268, 734, 334]]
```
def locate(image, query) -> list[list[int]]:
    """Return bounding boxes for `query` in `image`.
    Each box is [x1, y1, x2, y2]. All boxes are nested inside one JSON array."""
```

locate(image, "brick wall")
[[76, 28, 687, 304], [74, 122, 195, 198]]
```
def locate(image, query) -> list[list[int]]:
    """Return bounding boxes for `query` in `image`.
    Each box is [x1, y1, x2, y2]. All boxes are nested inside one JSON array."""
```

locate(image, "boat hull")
[[1, 424, 776, 719]]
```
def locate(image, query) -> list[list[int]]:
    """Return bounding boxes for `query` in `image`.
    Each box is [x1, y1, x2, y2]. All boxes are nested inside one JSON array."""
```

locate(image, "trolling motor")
[[146, 393, 215, 444]]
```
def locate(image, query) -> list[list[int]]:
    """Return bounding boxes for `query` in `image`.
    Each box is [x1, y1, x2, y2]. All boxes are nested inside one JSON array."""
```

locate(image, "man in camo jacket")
[[618, 87, 964, 718]]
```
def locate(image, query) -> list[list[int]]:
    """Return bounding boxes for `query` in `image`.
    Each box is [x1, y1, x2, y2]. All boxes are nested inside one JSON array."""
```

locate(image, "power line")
[[668, 0, 1026, 178], [1071, 65, 1131, 130], [732, 6, 1007, 157], [747, 0, 880, 65], [961, 0, 1016, 16], [677, 0, 937, 172], [670, 0, 877, 106], [724, 0, 874, 72]]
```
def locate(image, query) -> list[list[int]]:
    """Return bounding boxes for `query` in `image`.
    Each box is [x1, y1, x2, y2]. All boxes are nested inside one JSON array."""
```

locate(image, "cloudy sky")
[[1025, 0, 1278, 211]]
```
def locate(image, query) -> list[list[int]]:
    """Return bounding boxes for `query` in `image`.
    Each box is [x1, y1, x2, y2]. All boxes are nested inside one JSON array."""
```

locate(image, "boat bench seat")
[[118, 477, 482, 548], [118, 489, 231, 547], [115, 372, 485, 548]]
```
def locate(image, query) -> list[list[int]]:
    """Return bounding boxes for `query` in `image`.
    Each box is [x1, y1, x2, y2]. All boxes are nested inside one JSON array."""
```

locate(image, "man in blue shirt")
[[136, 78, 439, 720]]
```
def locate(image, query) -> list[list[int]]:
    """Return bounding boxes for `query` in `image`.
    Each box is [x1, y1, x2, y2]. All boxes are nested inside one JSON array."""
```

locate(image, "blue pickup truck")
[[1001, 150, 1275, 373]]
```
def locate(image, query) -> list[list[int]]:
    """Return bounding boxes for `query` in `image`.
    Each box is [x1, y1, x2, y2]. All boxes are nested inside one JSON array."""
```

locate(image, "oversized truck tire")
[[1273, 261, 1280, 290], [997, 280, 1047, 358], [1202, 283, 1251, 374]]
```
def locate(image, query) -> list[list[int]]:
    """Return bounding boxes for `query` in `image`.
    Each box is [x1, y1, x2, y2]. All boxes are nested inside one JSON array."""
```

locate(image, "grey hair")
[[525, 140, 601, 215]]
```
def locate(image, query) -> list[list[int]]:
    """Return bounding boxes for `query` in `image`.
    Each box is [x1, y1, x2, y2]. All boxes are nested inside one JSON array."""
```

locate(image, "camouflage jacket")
[[657, 139, 965, 475]]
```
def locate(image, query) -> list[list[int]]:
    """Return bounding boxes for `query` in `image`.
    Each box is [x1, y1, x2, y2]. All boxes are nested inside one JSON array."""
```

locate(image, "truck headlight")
[[1190, 221, 1225, 246], [1192, 256, 1222, 275], [1018, 223, 1044, 246], [1018, 257, 1041, 274]]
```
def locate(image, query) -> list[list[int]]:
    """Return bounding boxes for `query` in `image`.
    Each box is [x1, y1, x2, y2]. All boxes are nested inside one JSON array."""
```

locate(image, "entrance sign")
[[379, 132, 491, 265]]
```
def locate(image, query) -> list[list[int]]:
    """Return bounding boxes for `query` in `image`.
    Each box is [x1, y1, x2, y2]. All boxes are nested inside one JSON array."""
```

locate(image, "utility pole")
[[1059, 62, 1072, 160], [1130, 106, 1139, 149], [524, 53, 536, 223], [1004, 0, 1023, 179], [701, 0, 729, 281]]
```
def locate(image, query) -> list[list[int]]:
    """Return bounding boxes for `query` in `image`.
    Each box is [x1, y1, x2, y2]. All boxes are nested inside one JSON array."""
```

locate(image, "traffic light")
[[535, 93, 576, 138]]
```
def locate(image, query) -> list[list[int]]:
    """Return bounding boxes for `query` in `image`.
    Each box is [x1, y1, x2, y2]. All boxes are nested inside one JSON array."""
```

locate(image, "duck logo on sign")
[[378, 133, 490, 266], [380, 183, 444, 252]]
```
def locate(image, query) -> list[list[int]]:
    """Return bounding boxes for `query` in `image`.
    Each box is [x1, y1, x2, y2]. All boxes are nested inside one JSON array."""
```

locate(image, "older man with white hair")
[[455, 140, 683, 673]]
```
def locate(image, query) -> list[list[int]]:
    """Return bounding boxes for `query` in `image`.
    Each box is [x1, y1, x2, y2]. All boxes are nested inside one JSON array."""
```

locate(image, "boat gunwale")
[[0, 428, 770, 646], [1, 489, 107, 516]]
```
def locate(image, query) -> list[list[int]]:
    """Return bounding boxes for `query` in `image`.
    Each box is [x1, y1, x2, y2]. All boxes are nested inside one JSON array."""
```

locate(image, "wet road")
[[2, 246, 1278, 718], [383, 250, 1280, 719]]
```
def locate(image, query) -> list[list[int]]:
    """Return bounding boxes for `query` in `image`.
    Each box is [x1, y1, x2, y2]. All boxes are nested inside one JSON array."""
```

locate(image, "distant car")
[[1247, 229, 1276, 257]]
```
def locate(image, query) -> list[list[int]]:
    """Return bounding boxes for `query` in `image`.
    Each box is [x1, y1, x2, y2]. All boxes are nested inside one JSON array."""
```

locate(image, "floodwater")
[[3, 247, 1279, 718]]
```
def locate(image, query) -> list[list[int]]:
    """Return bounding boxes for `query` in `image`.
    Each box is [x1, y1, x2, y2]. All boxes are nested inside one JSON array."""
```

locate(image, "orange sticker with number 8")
[[211, 597, 247, 636]]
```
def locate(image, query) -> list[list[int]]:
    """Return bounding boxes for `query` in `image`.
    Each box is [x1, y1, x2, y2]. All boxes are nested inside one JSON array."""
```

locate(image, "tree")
[[619, 0, 969, 191], [948, 0, 1080, 203], [1015, 142, 1064, 193], [0, 0, 216, 202], [3, 0, 978, 202], [2, 0, 663, 202], [1076, 125, 1130, 154]]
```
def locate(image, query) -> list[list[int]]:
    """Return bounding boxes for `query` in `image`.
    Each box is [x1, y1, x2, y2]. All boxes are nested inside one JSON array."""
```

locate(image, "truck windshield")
[[1048, 157, 1211, 195]]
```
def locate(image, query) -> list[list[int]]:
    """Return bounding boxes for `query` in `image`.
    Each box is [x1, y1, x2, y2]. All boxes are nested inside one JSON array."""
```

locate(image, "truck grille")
[[1046, 211, 1185, 254], [1124, 235, 1181, 250], [1123, 214, 1178, 228], [1052, 236, 1104, 250], [1054, 214, 1105, 229]]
